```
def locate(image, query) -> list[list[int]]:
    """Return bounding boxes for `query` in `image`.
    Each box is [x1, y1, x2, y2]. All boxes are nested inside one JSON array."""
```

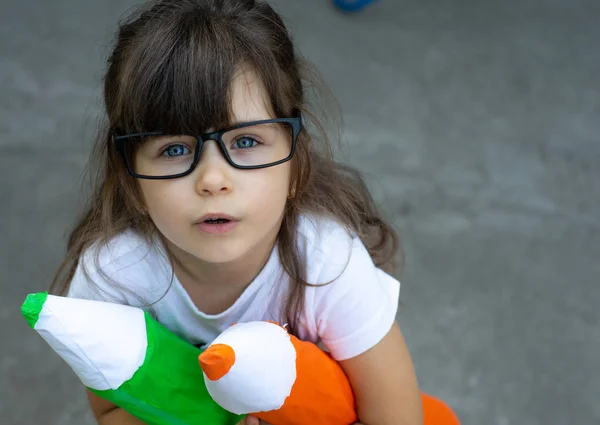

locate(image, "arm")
[[339, 323, 423, 425], [88, 389, 266, 425], [87, 389, 146, 425], [308, 228, 421, 424]]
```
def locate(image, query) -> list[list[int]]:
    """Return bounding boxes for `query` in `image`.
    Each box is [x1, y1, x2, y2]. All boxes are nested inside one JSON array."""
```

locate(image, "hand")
[[235, 415, 271, 425], [236, 416, 358, 425]]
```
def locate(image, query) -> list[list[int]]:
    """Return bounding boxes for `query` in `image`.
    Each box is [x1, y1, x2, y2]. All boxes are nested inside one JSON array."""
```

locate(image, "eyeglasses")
[[113, 116, 302, 179]]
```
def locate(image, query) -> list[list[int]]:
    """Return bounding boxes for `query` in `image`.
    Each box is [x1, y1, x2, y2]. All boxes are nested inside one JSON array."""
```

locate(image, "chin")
[[197, 251, 242, 265], [190, 241, 251, 265]]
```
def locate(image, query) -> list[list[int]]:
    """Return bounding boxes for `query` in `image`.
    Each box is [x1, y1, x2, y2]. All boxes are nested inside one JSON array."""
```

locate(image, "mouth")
[[195, 214, 239, 235], [203, 218, 231, 224], [195, 213, 238, 225]]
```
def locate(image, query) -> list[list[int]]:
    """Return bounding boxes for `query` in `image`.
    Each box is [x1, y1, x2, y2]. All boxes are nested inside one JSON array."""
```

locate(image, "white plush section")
[[34, 295, 147, 391], [203, 321, 297, 414]]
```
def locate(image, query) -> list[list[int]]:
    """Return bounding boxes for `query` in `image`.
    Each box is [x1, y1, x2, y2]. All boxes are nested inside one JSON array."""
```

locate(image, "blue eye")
[[234, 137, 258, 149], [162, 144, 191, 157]]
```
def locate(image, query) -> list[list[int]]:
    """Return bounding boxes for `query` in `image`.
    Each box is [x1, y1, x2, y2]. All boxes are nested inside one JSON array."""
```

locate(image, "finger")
[[236, 415, 260, 425]]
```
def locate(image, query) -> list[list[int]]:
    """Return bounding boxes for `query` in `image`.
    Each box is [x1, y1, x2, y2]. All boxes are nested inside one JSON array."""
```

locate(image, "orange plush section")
[[248, 323, 460, 425], [422, 392, 461, 425], [254, 334, 358, 425]]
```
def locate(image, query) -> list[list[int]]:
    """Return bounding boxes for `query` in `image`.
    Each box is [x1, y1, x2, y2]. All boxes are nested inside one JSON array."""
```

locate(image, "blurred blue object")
[[333, 0, 379, 12]]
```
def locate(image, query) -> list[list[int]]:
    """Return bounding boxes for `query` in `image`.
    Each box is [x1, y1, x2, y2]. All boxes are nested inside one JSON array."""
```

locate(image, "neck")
[[166, 236, 276, 291]]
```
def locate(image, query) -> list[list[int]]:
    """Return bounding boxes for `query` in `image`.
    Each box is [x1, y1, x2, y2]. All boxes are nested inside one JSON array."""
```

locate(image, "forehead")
[[228, 67, 274, 125]]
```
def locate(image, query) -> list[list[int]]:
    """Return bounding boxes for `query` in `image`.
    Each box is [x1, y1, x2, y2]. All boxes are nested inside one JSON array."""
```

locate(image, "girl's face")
[[137, 69, 292, 268]]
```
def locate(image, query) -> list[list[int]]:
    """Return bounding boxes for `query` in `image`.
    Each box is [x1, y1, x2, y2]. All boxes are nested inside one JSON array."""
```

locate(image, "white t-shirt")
[[67, 214, 401, 361]]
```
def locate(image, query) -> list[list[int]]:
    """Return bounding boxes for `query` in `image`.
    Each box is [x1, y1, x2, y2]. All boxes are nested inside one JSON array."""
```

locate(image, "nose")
[[193, 141, 233, 196]]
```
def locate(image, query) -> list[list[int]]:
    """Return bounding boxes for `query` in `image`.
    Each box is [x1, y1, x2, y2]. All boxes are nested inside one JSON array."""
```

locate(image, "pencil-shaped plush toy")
[[21, 292, 242, 425], [21, 293, 460, 425], [199, 321, 461, 425]]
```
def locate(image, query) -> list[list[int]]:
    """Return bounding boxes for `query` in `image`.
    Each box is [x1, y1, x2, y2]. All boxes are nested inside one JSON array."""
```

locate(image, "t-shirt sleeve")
[[65, 233, 168, 307], [66, 256, 130, 304], [310, 231, 401, 361]]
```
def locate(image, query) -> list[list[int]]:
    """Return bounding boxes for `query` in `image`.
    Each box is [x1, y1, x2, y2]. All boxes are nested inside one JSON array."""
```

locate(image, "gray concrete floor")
[[1, 0, 599, 424]]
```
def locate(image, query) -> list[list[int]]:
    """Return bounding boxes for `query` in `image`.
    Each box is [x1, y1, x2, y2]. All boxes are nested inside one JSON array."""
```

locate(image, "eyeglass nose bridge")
[[191, 131, 229, 169]]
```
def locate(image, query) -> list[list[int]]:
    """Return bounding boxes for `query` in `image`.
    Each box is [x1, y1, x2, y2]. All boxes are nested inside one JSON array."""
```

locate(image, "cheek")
[[138, 181, 186, 224], [245, 166, 291, 210]]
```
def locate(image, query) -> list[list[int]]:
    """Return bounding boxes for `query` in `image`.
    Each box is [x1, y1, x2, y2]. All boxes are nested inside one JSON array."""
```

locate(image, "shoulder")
[[297, 212, 353, 245], [67, 230, 172, 306], [297, 213, 389, 286], [296, 213, 355, 283], [296, 213, 401, 361]]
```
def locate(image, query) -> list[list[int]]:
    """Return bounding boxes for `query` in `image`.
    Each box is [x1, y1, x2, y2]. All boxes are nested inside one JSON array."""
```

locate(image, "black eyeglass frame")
[[113, 115, 302, 180]]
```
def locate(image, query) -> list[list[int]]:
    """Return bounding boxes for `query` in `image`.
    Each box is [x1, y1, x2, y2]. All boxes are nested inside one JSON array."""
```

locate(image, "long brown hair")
[[50, 0, 401, 335]]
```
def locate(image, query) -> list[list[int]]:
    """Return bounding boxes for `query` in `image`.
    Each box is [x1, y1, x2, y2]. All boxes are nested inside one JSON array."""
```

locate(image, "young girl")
[[51, 0, 423, 424]]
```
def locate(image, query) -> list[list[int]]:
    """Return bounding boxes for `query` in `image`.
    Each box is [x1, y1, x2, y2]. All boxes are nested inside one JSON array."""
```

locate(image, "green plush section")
[[90, 312, 243, 425], [21, 292, 48, 328]]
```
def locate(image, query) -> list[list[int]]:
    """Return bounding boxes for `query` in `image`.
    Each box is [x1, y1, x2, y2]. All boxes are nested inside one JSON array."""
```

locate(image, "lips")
[[196, 213, 238, 224], [195, 213, 239, 235]]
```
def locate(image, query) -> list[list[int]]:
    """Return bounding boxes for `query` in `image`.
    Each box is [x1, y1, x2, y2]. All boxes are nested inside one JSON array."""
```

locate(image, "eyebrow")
[[228, 116, 275, 126], [228, 121, 280, 130], [143, 134, 196, 144]]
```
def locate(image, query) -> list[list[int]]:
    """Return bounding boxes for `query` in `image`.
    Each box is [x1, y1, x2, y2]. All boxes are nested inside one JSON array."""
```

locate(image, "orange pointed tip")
[[199, 343, 236, 381]]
